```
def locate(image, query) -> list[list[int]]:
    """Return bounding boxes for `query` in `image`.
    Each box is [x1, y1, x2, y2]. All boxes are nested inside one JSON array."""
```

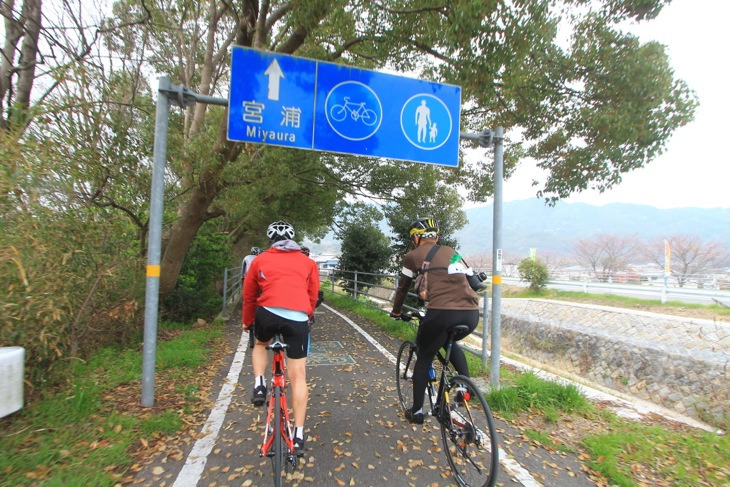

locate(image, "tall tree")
[[382, 166, 468, 269], [642, 235, 730, 287], [1, 0, 42, 133], [335, 203, 392, 280], [573, 233, 639, 281], [0, 0, 150, 135]]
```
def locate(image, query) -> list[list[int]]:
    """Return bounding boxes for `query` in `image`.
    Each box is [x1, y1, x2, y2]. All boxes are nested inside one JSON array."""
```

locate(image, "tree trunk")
[[159, 121, 238, 296], [0, 0, 42, 133], [159, 175, 219, 295]]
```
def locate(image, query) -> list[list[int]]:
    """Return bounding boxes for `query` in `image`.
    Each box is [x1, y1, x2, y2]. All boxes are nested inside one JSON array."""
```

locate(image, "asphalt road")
[[131, 304, 601, 486]]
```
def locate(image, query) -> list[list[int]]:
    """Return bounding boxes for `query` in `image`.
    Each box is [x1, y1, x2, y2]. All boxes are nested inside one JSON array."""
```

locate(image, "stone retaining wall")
[[499, 299, 729, 428]]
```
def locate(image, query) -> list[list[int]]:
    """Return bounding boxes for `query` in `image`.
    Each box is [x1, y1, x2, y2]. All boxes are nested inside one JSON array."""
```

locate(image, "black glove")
[[247, 324, 256, 348]]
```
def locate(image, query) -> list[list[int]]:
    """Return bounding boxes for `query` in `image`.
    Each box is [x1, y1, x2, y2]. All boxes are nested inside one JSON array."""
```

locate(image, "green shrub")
[[1, 207, 143, 390], [517, 258, 550, 292], [162, 221, 231, 322]]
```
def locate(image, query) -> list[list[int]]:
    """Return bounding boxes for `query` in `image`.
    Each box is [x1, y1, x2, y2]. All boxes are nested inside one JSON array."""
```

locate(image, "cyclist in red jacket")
[[243, 221, 320, 454]]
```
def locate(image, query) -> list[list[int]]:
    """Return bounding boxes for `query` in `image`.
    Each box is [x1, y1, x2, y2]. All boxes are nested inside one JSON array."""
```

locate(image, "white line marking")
[[173, 331, 250, 487], [321, 303, 396, 364], [322, 303, 542, 486]]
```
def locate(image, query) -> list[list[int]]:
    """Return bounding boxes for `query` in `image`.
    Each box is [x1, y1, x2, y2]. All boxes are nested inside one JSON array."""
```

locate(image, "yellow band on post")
[[146, 265, 161, 277], [492, 275, 502, 285]]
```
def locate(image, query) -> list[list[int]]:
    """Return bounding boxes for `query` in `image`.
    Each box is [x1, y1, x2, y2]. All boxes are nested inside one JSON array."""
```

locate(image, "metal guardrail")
[[222, 266, 243, 315], [223, 263, 730, 317], [541, 271, 730, 290], [501, 277, 730, 306]]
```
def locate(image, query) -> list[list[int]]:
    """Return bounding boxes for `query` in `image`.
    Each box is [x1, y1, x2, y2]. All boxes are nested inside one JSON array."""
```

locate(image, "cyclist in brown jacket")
[[390, 217, 479, 424]]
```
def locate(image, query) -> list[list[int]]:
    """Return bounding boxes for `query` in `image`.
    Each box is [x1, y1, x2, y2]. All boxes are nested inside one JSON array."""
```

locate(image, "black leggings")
[[412, 308, 479, 412]]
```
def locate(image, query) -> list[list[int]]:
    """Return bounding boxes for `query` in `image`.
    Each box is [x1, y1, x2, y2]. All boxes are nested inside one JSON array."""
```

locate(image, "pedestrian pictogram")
[[402, 94, 453, 151]]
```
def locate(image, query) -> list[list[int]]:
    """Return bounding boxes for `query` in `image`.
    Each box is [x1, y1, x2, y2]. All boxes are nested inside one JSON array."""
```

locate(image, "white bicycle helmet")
[[266, 220, 295, 242], [250, 246, 261, 255]]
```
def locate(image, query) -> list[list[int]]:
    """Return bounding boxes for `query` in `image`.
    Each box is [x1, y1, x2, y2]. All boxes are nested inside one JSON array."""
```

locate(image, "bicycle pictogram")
[[329, 97, 378, 126]]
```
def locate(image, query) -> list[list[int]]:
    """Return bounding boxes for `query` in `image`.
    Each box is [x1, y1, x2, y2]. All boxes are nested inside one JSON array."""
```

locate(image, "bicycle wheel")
[[361, 108, 377, 126], [396, 340, 417, 411], [440, 376, 499, 487], [329, 104, 347, 122], [272, 387, 283, 487]]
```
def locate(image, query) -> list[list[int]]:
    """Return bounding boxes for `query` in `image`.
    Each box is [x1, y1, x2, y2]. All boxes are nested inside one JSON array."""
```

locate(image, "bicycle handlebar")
[[393, 310, 424, 323]]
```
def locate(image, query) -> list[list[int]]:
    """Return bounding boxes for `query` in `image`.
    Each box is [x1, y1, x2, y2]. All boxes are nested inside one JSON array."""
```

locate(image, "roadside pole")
[[490, 127, 504, 389], [460, 128, 503, 388], [142, 78, 226, 407], [141, 77, 171, 407]]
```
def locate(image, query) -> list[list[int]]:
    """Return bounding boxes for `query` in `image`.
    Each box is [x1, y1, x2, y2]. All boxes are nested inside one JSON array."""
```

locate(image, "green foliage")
[[162, 221, 232, 322], [517, 258, 550, 292], [486, 371, 591, 416], [383, 169, 468, 271], [220, 148, 342, 246], [1, 180, 144, 392], [336, 207, 392, 293]]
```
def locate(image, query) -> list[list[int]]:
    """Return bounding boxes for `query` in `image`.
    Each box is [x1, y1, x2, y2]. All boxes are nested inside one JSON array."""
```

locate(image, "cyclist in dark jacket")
[[390, 217, 479, 424]]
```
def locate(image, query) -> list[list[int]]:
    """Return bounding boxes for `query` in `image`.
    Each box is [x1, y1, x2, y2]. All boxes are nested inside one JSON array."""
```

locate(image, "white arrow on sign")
[[264, 59, 284, 101]]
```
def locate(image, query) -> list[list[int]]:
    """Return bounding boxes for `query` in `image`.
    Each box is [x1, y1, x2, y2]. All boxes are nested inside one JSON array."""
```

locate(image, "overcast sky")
[[497, 0, 729, 209]]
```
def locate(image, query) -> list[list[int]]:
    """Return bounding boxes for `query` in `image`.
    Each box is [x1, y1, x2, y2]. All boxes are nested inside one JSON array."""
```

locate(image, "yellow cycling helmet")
[[409, 217, 439, 239]]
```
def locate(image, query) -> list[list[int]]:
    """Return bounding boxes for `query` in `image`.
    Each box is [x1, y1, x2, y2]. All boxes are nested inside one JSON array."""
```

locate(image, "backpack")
[[413, 245, 447, 302], [413, 246, 486, 301]]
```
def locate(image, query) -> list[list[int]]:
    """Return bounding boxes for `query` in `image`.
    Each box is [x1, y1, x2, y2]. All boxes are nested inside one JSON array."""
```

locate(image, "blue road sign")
[[228, 47, 461, 167]]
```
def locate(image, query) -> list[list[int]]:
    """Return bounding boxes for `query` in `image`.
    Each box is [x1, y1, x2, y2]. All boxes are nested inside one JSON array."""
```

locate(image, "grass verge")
[[582, 417, 729, 487], [0, 320, 224, 486]]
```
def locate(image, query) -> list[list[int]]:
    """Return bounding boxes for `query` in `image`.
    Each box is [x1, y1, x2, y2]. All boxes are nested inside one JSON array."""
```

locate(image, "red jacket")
[[242, 247, 320, 325]]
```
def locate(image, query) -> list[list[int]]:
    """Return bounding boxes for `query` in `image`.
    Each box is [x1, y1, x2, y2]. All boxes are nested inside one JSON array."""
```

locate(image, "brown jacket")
[[392, 242, 479, 313]]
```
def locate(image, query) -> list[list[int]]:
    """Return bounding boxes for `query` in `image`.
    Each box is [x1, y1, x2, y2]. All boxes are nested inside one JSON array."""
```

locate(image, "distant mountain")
[[455, 199, 730, 258], [304, 199, 730, 258]]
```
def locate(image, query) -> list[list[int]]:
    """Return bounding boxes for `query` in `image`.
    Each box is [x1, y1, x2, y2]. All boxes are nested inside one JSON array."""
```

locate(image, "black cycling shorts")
[[254, 307, 310, 359]]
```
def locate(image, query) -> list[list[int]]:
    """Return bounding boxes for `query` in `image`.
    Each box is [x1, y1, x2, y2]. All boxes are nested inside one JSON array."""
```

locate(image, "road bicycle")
[[395, 311, 499, 487], [329, 97, 378, 126], [259, 335, 299, 486]]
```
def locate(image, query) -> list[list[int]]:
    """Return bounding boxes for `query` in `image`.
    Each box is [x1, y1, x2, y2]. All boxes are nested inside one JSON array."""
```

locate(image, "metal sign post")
[[141, 77, 226, 407], [490, 127, 504, 389], [141, 77, 172, 407], [460, 128, 504, 389]]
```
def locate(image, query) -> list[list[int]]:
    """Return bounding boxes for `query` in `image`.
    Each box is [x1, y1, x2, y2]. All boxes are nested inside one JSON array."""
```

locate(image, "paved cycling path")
[[131, 304, 599, 486]]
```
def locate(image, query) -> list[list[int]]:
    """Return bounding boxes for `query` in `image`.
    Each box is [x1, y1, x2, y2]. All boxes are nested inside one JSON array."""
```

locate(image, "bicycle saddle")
[[267, 335, 289, 351], [447, 324, 471, 336]]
